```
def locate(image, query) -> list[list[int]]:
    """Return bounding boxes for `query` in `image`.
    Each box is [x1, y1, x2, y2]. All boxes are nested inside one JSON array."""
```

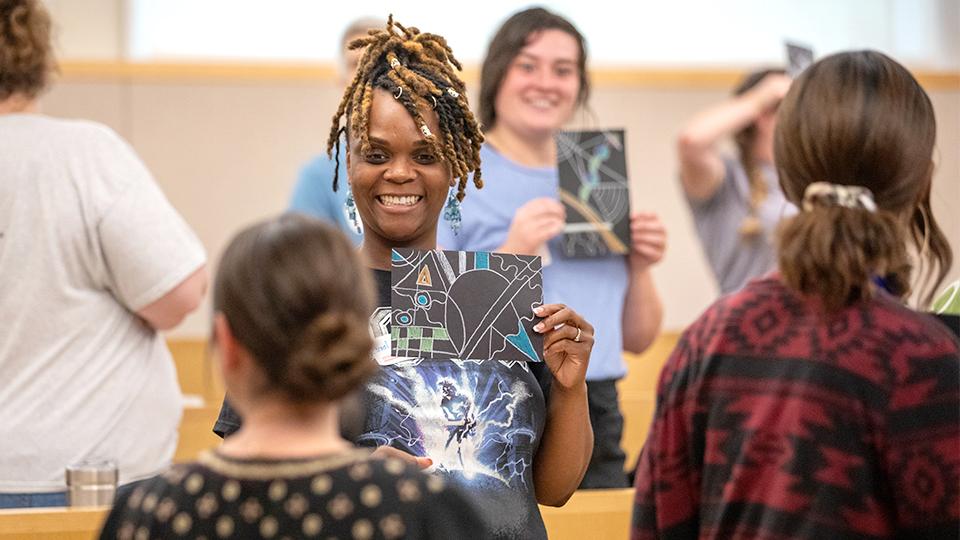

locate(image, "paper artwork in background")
[[786, 41, 814, 78], [931, 280, 960, 338], [556, 129, 631, 258], [932, 280, 960, 315], [391, 249, 544, 362]]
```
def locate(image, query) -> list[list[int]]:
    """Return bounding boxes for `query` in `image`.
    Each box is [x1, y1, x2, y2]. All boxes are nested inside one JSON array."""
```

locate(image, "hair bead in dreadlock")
[[326, 16, 483, 202]]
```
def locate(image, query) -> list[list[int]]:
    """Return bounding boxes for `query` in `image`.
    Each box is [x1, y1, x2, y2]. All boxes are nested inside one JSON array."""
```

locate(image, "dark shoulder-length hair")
[[478, 7, 590, 131]]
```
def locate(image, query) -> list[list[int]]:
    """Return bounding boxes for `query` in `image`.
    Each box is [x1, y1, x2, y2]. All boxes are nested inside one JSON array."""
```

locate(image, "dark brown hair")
[[478, 7, 590, 131], [775, 50, 951, 311], [327, 15, 483, 202], [213, 214, 377, 403], [0, 0, 54, 100], [733, 68, 785, 237]]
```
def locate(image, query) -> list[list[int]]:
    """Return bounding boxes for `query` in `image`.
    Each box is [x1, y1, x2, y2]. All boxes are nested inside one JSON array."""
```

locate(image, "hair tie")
[[389, 58, 401, 69], [802, 182, 877, 212]]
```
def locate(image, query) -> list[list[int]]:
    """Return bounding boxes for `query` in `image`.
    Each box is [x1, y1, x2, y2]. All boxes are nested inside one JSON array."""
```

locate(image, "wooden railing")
[[57, 61, 960, 90]]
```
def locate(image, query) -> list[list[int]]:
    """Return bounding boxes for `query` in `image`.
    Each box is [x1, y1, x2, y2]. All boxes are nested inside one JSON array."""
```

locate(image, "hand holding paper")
[[749, 73, 792, 113], [533, 303, 594, 391], [628, 211, 667, 272], [499, 198, 566, 256]]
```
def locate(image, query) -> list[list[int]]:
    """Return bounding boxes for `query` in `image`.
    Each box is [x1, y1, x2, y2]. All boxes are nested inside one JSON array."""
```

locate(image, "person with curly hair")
[[0, 0, 207, 508]]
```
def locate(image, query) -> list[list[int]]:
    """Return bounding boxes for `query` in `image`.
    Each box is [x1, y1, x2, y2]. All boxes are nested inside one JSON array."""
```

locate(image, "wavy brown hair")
[[0, 0, 54, 100], [774, 50, 951, 311], [214, 214, 377, 403]]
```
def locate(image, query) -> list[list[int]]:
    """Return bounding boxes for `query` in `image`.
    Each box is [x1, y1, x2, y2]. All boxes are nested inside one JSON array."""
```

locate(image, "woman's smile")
[[376, 194, 424, 209]]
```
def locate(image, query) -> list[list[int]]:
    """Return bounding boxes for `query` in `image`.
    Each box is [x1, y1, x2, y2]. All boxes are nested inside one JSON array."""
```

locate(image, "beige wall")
[[39, 70, 960, 338], [45, 0, 125, 60]]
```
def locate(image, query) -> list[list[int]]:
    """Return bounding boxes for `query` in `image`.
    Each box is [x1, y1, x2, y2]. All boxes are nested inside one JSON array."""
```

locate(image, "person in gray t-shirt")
[[677, 69, 798, 295], [0, 0, 207, 508]]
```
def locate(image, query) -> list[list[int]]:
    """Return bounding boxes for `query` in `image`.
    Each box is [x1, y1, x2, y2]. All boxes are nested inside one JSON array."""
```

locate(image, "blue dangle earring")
[[443, 190, 462, 235], [344, 187, 363, 235]]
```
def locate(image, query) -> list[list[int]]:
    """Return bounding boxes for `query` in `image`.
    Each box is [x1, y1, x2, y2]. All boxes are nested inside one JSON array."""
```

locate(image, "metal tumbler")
[[66, 460, 118, 507]]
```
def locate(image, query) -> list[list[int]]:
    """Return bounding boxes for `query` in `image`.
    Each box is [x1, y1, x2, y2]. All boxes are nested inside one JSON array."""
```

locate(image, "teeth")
[[379, 195, 421, 206], [530, 99, 553, 109]]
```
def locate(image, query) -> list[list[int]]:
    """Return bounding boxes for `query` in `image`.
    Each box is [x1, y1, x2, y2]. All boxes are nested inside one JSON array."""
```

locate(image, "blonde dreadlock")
[[326, 15, 483, 202]]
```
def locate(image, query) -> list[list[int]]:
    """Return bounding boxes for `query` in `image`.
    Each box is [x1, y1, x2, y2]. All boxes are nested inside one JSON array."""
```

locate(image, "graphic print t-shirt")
[[361, 269, 549, 540]]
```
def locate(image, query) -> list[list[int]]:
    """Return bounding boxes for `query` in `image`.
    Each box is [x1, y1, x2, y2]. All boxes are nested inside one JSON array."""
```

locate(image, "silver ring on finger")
[[574, 326, 582, 343]]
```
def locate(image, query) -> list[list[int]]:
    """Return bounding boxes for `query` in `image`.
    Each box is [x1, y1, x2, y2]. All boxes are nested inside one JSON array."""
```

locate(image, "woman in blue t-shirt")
[[437, 7, 667, 488]]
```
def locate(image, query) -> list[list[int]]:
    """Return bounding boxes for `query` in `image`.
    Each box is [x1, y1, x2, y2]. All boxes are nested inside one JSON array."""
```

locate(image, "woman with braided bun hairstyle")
[[633, 51, 959, 539], [215, 17, 596, 539], [102, 214, 485, 539]]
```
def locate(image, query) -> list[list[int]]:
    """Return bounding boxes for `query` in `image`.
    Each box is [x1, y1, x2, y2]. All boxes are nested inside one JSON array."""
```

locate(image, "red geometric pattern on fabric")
[[632, 276, 960, 540]]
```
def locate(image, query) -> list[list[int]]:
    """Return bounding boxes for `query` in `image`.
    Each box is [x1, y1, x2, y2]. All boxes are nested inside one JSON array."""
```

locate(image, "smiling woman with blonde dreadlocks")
[[213, 17, 595, 539]]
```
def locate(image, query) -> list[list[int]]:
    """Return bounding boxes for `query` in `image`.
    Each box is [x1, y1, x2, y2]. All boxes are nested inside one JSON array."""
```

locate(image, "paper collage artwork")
[[390, 249, 544, 362]]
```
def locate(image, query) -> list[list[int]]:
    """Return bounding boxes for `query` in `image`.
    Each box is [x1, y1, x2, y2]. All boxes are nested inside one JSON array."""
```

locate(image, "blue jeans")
[[0, 477, 151, 509], [0, 477, 153, 509], [0, 491, 68, 509]]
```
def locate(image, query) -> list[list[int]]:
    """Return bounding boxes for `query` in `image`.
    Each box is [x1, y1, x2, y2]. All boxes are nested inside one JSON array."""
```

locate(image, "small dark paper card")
[[556, 129, 631, 258], [786, 41, 814, 78], [391, 249, 544, 362]]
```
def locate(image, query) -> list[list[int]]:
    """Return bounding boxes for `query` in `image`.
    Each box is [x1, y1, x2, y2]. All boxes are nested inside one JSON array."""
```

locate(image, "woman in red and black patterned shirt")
[[632, 50, 959, 540]]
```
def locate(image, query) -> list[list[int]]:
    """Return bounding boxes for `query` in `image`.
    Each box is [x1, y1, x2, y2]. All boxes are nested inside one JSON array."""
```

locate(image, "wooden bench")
[[0, 488, 635, 540], [619, 333, 678, 470], [0, 507, 108, 540], [541, 488, 634, 540], [174, 404, 222, 463]]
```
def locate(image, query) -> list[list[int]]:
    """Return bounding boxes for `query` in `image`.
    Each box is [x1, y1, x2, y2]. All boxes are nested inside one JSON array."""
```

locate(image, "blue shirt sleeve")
[[289, 156, 336, 219], [288, 155, 362, 245]]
